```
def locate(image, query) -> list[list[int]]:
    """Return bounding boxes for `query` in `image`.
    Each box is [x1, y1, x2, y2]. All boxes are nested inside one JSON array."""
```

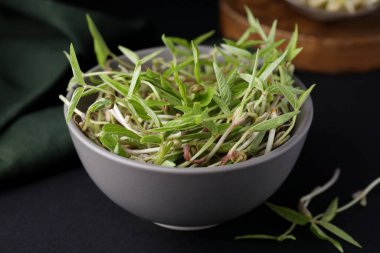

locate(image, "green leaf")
[[213, 61, 232, 105], [166, 36, 190, 47], [252, 111, 299, 132], [127, 100, 150, 120], [266, 202, 310, 225], [259, 49, 288, 81], [88, 98, 113, 112], [161, 160, 176, 167], [140, 135, 162, 144], [221, 44, 252, 59], [140, 49, 164, 64], [193, 30, 215, 45], [321, 198, 338, 222], [226, 66, 238, 87], [102, 123, 141, 139], [268, 20, 278, 43], [86, 14, 110, 67], [100, 74, 129, 97], [132, 96, 162, 127], [298, 84, 315, 109], [173, 66, 189, 106], [310, 223, 344, 253], [128, 63, 142, 99], [244, 6, 267, 41], [193, 87, 214, 107], [162, 34, 177, 55], [213, 96, 231, 115], [237, 27, 254, 46], [191, 41, 201, 83], [274, 83, 298, 109], [99, 133, 118, 151], [118, 46, 139, 65], [239, 74, 263, 92], [66, 87, 84, 123], [319, 221, 362, 248], [113, 142, 128, 157], [145, 100, 170, 107], [202, 121, 219, 135], [286, 25, 302, 61], [68, 44, 85, 86]]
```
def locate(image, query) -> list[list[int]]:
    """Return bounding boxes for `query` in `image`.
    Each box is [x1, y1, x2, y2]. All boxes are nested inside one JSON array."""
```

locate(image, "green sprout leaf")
[[310, 223, 344, 253], [321, 198, 339, 222], [66, 87, 84, 123], [118, 45, 139, 65], [127, 63, 142, 99], [100, 74, 129, 97], [86, 14, 111, 68], [318, 221, 362, 249], [140, 135, 162, 144], [252, 111, 299, 132], [298, 84, 316, 109], [213, 61, 231, 105], [266, 203, 310, 225], [67, 44, 85, 86], [102, 123, 141, 139], [193, 30, 215, 45]]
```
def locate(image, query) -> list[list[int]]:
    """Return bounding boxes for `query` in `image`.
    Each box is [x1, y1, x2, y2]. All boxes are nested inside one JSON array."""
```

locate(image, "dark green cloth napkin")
[[0, 0, 151, 182]]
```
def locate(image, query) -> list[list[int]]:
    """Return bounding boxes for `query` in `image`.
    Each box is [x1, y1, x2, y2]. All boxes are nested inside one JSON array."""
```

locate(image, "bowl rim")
[[64, 46, 314, 175]]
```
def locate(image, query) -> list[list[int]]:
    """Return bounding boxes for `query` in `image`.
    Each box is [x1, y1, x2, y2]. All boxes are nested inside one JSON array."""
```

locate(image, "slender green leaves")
[[118, 46, 139, 65], [67, 44, 85, 86], [193, 30, 215, 45], [213, 61, 231, 105], [86, 14, 110, 67], [266, 203, 310, 225], [103, 123, 141, 139], [310, 223, 344, 253], [66, 87, 84, 123], [128, 63, 142, 99], [319, 221, 362, 248], [100, 74, 129, 97], [321, 198, 338, 222], [252, 111, 299, 131]]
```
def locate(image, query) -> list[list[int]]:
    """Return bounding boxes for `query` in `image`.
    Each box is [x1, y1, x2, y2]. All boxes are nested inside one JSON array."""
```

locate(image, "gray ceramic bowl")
[[286, 0, 379, 21], [64, 47, 313, 231]]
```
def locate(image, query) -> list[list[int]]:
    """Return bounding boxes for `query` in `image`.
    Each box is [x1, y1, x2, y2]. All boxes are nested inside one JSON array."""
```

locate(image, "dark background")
[[0, 0, 379, 252]]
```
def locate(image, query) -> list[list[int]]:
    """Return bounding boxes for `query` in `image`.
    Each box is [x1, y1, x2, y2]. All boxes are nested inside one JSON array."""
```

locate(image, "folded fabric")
[[0, 0, 151, 182]]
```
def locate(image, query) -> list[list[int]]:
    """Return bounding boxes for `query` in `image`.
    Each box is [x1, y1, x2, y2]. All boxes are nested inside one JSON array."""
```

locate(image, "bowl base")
[[154, 222, 219, 231]]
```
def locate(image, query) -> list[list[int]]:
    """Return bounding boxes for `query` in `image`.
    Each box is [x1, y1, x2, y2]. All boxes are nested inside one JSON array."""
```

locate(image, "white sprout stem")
[[229, 130, 251, 154], [167, 131, 182, 139], [237, 132, 259, 151], [124, 147, 160, 154], [265, 109, 278, 155], [83, 71, 129, 77], [110, 105, 141, 136], [337, 176, 380, 213], [205, 123, 235, 161], [157, 115, 176, 119], [300, 168, 341, 208]]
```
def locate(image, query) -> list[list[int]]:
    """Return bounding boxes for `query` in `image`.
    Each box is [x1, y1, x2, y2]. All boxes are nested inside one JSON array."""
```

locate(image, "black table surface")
[[1, 71, 380, 253]]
